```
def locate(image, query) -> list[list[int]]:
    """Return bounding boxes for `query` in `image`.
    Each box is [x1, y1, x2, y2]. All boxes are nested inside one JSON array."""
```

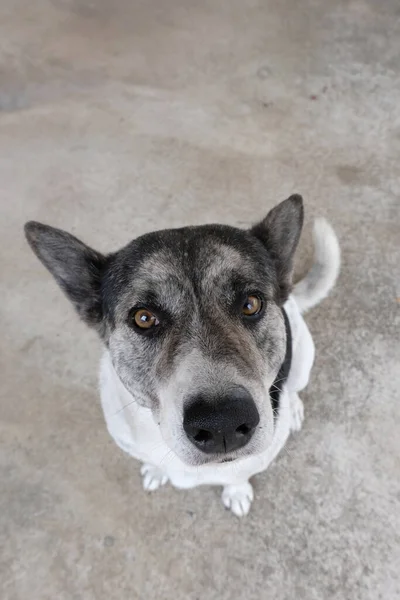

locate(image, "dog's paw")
[[222, 482, 254, 517], [289, 393, 304, 432], [140, 464, 168, 492]]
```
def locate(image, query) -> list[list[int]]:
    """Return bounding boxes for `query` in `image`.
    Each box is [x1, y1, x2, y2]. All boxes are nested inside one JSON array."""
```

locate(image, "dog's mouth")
[[193, 453, 238, 466]]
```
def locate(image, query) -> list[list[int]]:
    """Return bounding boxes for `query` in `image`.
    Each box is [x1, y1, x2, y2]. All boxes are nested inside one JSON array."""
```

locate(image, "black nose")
[[183, 387, 260, 454]]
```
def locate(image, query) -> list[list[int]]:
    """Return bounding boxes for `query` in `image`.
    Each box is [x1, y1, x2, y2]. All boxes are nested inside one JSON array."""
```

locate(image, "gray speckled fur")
[[25, 198, 302, 463]]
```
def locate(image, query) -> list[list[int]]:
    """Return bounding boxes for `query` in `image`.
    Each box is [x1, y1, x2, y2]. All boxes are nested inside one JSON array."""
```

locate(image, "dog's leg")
[[289, 392, 304, 432], [222, 482, 254, 517], [140, 464, 169, 492]]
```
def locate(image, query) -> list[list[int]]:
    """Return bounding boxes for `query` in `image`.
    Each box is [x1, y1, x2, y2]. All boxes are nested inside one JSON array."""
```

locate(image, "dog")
[[25, 195, 340, 516]]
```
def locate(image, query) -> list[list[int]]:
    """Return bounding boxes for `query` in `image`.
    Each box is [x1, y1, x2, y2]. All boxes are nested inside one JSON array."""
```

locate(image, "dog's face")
[[25, 196, 303, 465]]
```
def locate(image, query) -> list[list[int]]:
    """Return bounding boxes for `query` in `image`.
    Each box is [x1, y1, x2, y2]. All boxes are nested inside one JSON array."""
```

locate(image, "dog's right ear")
[[24, 222, 107, 331], [250, 194, 304, 303]]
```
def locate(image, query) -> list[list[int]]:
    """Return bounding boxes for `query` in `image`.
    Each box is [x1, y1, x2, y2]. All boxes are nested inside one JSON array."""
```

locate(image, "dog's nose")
[[183, 387, 260, 454]]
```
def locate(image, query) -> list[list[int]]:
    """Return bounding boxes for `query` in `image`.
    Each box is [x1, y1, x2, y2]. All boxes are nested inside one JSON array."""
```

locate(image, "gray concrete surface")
[[1, 1, 400, 599]]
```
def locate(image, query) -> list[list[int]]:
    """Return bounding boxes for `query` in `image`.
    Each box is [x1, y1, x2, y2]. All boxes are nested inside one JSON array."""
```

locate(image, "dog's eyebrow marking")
[[202, 244, 248, 275], [198, 243, 272, 296], [198, 244, 254, 292], [116, 259, 195, 317], [136, 251, 181, 280]]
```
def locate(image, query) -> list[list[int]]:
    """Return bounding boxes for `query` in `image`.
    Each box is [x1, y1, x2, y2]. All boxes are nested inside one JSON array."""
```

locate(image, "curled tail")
[[293, 218, 340, 313]]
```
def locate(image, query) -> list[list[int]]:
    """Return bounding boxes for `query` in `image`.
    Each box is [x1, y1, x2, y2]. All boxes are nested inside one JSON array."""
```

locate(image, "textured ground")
[[1, 1, 400, 599]]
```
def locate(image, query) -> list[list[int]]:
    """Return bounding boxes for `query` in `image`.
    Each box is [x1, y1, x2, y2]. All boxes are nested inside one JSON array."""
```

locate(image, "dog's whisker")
[[270, 384, 284, 393], [281, 444, 292, 458], [159, 447, 176, 467], [112, 399, 137, 416], [146, 439, 171, 455], [270, 376, 288, 389], [146, 432, 186, 457], [272, 376, 287, 385]]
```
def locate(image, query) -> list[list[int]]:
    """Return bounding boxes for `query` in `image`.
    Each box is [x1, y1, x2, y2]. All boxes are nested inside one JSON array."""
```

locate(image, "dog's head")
[[25, 196, 303, 465]]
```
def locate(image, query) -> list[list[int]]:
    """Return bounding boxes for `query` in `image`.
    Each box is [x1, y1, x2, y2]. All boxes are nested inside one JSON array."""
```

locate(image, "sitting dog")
[[25, 195, 340, 516]]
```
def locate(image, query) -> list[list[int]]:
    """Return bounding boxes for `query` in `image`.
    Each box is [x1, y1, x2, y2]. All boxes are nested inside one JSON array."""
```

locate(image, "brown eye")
[[133, 308, 160, 330], [242, 295, 263, 317]]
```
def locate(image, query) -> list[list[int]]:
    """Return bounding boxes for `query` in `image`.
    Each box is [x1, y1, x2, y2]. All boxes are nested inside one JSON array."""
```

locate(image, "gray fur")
[[25, 196, 304, 464]]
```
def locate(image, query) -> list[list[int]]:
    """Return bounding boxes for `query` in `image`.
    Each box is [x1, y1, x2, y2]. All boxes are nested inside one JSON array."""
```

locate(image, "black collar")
[[269, 307, 292, 415]]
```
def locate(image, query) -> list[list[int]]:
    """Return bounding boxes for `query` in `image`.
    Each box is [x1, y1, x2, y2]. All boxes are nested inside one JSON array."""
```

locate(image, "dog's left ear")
[[251, 194, 304, 303]]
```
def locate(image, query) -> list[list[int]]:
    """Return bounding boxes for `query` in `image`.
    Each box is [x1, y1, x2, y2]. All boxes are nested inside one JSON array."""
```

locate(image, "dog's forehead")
[[105, 225, 275, 314], [137, 239, 252, 281]]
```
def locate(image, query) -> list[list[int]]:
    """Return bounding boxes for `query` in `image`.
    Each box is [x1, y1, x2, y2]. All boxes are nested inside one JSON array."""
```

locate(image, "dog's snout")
[[183, 387, 260, 454]]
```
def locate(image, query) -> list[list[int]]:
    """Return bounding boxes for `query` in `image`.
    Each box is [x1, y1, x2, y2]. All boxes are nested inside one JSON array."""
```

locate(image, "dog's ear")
[[24, 222, 107, 331], [250, 194, 304, 303]]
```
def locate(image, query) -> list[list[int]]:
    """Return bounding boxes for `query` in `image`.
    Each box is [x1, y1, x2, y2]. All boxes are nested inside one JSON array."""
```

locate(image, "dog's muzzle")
[[183, 386, 260, 454]]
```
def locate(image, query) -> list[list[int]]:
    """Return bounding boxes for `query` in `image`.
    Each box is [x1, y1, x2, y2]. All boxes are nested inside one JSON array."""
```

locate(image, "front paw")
[[222, 482, 254, 517], [140, 464, 168, 492], [290, 392, 304, 432]]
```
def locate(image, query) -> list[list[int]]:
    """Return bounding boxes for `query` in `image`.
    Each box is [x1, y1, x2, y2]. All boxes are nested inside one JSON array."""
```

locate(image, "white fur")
[[293, 218, 340, 313], [99, 294, 315, 516]]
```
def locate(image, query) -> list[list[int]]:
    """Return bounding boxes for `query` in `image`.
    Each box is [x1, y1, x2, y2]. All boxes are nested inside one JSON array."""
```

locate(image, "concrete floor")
[[1, 0, 400, 598]]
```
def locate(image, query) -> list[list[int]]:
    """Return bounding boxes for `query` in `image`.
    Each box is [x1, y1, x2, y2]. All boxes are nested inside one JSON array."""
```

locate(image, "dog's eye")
[[242, 295, 263, 317], [132, 308, 160, 330]]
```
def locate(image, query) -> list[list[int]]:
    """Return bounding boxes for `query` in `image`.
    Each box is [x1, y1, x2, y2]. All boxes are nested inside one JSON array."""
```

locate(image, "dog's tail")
[[293, 218, 340, 313]]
